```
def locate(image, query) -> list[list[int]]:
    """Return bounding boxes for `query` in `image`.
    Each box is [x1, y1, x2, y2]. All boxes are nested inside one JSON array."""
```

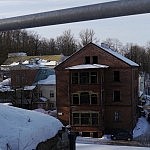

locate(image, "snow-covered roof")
[[66, 64, 109, 70], [39, 97, 48, 102], [0, 86, 14, 92], [0, 104, 63, 150], [0, 78, 13, 92], [0, 78, 11, 86], [42, 61, 57, 66], [38, 75, 56, 85], [24, 85, 36, 91], [100, 43, 139, 67], [2, 59, 57, 68]]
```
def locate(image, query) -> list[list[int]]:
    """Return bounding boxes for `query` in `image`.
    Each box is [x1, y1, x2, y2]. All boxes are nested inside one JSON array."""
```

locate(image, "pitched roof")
[[99, 43, 139, 67], [55, 42, 139, 69]]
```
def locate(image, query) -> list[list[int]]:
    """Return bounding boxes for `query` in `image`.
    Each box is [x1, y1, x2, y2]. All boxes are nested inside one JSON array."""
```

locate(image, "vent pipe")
[[0, 0, 150, 31]]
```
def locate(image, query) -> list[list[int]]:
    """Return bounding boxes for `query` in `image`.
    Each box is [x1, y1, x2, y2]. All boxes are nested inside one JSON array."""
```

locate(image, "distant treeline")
[[0, 29, 150, 73]]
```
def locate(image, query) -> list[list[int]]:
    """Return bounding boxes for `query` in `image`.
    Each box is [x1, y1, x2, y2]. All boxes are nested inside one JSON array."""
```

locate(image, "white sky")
[[0, 0, 150, 46]]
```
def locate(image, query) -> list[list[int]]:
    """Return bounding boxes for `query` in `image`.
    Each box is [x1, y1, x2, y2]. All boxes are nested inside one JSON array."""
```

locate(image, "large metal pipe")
[[0, 0, 150, 31]]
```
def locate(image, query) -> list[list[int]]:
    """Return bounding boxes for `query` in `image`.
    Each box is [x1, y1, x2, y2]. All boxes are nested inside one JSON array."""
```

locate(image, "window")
[[113, 91, 120, 102], [72, 92, 98, 105], [50, 90, 54, 98], [73, 113, 80, 125], [81, 113, 90, 125], [72, 71, 98, 84], [72, 72, 78, 84], [114, 112, 120, 122], [114, 71, 120, 82], [91, 72, 97, 83], [85, 56, 90, 64], [80, 92, 90, 104], [92, 56, 98, 64], [72, 112, 99, 126], [72, 94, 79, 104], [80, 72, 89, 84], [91, 94, 97, 104], [91, 113, 98, 125]]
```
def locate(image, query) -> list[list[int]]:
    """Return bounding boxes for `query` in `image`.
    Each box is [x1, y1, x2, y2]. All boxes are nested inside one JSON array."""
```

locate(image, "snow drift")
[[0, 104, 63, 150]]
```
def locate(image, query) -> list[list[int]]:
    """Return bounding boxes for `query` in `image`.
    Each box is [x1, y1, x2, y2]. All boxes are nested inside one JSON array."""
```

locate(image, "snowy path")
[[76, 143, 150, 150]]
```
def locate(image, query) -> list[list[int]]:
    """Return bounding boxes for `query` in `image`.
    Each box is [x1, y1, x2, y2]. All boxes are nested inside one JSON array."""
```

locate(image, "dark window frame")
[[80, 92, 90, 104], [113, 90, 120, 102], [113, 111, 121, 122], [114, 71, 120, 82], [72, 92, 98, 105], [80, 72, 89, 84], [92, 56, 98, 64], [85, 56, 90, 64], [90, 72, 98, 84], [72, 93, 79, 105], [72, 112, 99, 126], [71, 71, 98, 85], [72, 72, 79, 84], [50, 90, 54, 98]]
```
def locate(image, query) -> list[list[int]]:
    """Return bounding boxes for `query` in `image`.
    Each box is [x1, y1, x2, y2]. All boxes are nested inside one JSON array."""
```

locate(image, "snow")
[[76, 116, 150, 150], [9, 62, 19, 66], [0, 79, 13, 92], [100, 43, 139, 67], [66, 64, 109, 70], [38, 74, 56, 85], [76, 143, 149, 150], [0, 78, 11, 86], [24, 85, 36, 90], [133, 117, 149, 138], [39, 97, 48, 102], [0, 86, 13, 92], [33, 108, 57, 117], [0, 104, 63, 150], [2, 59, 57, 68]]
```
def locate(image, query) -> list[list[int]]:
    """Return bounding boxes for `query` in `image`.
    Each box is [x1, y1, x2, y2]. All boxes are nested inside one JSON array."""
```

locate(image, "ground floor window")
[[114, 111, 120, 122], [72, 112, 99, 126]]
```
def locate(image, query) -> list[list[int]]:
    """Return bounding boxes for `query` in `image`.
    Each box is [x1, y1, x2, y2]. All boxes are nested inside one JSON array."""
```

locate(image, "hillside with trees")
[[0, 29, 150, 73]]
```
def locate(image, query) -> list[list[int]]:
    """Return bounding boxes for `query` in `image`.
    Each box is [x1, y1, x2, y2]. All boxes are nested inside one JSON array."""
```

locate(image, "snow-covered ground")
[[133, 117, 150, 138], [0, 104, 63, 150], [76, 143, 150, 150], [76, 116, 150, 150]]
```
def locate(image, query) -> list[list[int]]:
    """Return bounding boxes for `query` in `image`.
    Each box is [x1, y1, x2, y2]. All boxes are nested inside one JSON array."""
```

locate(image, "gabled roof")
[[99, 43, 139, 67], [55, 42, 139, 69]]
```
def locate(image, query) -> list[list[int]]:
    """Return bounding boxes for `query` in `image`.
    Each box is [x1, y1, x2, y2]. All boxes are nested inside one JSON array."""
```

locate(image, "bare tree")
[[125, 44, 148, 72], [56, 30, 77, 55], [102, 38, 123, 54], [79, 29, 99, 48]]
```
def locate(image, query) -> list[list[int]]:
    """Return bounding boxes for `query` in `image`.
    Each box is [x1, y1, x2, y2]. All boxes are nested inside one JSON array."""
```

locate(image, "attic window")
[[85, 56, 90, 64], [92, 56, 98, 64]]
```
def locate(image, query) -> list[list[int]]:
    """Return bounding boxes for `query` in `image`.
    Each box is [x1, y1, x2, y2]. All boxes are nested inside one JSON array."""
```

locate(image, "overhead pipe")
[[0, 0, 150, 31]]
